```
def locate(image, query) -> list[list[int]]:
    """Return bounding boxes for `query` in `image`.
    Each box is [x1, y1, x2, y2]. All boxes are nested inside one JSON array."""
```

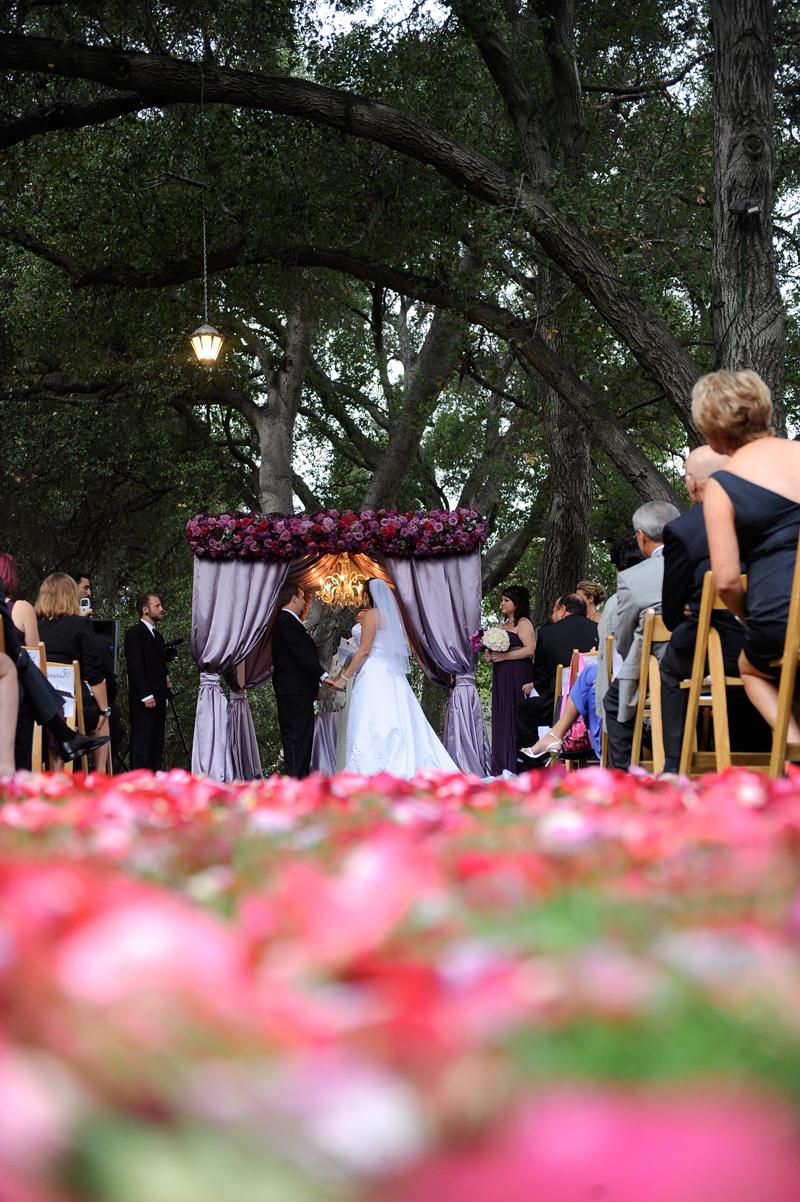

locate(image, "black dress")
[[712, 470, 800, 675], [38, 615, 104, 685]]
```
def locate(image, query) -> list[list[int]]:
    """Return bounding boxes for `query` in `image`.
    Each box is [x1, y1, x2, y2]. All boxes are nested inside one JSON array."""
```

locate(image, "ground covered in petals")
[[2, 766, 800, 1201]]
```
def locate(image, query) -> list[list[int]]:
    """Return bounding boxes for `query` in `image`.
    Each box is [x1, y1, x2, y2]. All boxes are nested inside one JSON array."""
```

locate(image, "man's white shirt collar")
[[282, 607, 304, 625], [650, 544, 664, 558], [141, 618, 156, 634]]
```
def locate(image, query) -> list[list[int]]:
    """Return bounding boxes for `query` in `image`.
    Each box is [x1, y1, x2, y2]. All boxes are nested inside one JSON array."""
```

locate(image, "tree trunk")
[[255, 307, 312, 512], [711, 0, 785, 427], [363, 255, 475, 509], [534, 392, 592, 624]]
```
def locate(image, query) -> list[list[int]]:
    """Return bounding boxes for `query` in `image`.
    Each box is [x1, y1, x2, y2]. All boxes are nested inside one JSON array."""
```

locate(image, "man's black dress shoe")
[[60, 733, 111, 763]]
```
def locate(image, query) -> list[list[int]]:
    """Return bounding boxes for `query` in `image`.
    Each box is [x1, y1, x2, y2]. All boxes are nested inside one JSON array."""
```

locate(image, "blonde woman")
[[35, 573, 111, 771], [697, 370, 800, 742], [575, 580, 607, 623]]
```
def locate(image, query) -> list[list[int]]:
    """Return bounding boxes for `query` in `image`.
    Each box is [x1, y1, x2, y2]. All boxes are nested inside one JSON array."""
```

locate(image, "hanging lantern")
[[317, 554, 367, 609], [190, 323, 224, 364], [188, 64, 224, 368]]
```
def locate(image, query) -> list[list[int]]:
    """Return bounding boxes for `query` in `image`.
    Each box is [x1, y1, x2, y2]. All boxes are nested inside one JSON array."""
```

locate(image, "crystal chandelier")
[[317, 554, 366, 609]]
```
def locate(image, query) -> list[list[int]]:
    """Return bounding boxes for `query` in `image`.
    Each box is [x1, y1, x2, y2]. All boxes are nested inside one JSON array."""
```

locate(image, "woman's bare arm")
[[703, 478, 746, 620]]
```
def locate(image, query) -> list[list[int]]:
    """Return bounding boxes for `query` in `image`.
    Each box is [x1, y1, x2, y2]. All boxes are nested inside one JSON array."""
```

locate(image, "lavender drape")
[[191, 557, 289, 779], [386, 551, 491, 776], [227, 689, 263, 780], [311, 711, 338, 774]]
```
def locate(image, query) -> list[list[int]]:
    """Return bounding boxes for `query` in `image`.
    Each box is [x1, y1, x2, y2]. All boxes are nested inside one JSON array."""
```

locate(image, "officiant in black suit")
[[271, 583, 327, 778], [124, 592, 169, 771]]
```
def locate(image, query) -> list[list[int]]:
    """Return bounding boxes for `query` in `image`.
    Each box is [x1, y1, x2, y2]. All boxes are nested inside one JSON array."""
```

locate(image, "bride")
[[327, 578, 457, 777]]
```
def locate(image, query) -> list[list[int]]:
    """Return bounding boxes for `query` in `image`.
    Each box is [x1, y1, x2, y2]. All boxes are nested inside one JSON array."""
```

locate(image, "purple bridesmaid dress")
[[490, 631, 534, 774]]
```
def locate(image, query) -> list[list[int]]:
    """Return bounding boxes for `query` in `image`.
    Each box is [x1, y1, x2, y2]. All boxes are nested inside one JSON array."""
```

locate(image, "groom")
[[270, 583, 327, 778]]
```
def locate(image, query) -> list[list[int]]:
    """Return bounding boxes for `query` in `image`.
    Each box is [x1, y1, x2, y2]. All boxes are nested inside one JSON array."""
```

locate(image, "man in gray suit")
[[604, 500, 681, 769]]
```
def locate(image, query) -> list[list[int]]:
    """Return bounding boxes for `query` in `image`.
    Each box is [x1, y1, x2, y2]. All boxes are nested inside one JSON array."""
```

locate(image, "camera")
[[79, 597, 92, 614], [164, 637, 183, 663]]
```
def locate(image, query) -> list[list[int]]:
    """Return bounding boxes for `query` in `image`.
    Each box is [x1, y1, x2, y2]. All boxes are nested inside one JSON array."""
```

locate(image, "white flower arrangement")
[[482, 626, 511, 653]]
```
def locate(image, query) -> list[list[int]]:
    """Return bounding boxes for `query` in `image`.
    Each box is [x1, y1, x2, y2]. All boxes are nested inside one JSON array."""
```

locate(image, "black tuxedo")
[[516, 613, 599, 746], [124, 620, 169, 770], [660, 505, 768, 769], [270, 609, 325, 778]]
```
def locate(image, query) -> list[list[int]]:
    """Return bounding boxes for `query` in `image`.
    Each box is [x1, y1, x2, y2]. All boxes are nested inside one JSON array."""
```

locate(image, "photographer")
[[124, 592, 172, 771]]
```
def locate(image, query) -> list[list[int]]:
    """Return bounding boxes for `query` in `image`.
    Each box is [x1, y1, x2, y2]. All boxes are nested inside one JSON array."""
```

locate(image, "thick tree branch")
[[0, 91, 146, 148], [0, 33, 699, 419], [292, 471, 323, 512], [4, 222, 680, 501]]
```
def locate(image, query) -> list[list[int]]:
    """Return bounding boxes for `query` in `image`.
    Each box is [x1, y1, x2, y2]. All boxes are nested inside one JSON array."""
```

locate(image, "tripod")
[[167, 688, 191, 769]]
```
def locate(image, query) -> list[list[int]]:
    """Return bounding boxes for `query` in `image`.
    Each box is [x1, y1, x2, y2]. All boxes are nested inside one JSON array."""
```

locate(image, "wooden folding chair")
[[676, 573, 764, 775], [46, 660, 88, 773], [552, 651, 580, 725], [23, 642, 47, 772], [768, 535, 800, 777], [630, 609, 671, 775]]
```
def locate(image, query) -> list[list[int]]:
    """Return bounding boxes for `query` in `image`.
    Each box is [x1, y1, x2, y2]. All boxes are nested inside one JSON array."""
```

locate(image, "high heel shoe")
[[520, 730, 563, 760]]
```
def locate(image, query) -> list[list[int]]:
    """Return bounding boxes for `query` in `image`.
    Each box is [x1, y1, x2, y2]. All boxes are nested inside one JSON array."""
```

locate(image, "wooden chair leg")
[[648, 658, 665, 775], [707, 629, 731, 772]]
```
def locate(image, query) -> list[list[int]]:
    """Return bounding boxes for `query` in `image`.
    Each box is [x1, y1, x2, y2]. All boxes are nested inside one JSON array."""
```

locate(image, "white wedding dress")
[[343, 586, 457, 778]]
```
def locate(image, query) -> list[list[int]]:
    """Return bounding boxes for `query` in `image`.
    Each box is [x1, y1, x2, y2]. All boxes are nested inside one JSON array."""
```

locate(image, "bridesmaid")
[[486, 585, 535, 774]]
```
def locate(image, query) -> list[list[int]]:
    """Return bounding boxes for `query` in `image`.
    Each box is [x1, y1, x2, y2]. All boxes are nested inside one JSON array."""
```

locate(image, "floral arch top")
[[185, 507, 487, 561]]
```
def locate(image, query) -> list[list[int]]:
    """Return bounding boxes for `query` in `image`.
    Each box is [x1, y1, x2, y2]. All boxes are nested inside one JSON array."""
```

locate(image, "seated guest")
[[0, 552, 38, 644], [524, 661, 603, 761], [603, 500, 680, 769], [1, 600, 109, 767], [575, 580, 607, 623], [696, 370, 800, 743], [595, 537, 645, 725], [1, 552, 40, 769], [523, 538, 645, 763], [0, 649, 18, 776], [660, 445, 770, 772], [516, 593, 598, 752], [35, 573, 111, 759]]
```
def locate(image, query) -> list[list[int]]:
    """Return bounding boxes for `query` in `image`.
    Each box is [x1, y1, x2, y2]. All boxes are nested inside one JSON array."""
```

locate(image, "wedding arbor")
[[187, 507, 491, 780]]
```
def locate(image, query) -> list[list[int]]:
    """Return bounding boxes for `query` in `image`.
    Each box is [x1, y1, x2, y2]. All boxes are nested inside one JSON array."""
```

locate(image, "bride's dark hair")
[[361, 578, 377, 607]]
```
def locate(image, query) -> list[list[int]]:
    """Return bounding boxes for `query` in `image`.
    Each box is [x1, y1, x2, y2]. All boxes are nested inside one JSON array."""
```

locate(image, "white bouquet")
[[481, 626, 511, 653]]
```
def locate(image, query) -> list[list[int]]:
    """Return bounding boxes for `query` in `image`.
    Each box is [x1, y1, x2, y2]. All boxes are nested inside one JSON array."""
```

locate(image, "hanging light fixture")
[[189, 64, 224, 365], [317, 554, 367, 609]]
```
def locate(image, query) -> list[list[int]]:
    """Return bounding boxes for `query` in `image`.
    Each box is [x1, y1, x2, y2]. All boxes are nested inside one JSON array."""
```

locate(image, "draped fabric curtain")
[[191, 557, 289, 779], [386, 551, 491, 776]]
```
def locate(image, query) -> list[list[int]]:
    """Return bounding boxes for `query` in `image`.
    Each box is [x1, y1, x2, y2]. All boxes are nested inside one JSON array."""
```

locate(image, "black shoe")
[[60, 733, 111, 763]]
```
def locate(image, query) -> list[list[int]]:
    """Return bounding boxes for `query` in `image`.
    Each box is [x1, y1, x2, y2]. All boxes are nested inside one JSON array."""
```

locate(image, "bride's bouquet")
[[471, 626, 511, 653]]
